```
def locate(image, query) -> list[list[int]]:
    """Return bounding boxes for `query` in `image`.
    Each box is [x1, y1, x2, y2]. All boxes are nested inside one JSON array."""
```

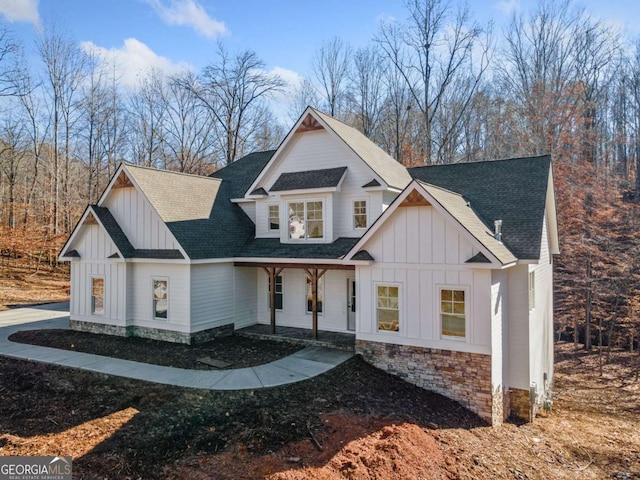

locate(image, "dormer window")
[[288, 200, 324, 240], [268, 204, 280, 230]]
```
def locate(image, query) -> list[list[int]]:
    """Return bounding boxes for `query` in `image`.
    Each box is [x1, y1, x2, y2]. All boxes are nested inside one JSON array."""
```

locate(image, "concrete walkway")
[[0, 303, 353, 390]]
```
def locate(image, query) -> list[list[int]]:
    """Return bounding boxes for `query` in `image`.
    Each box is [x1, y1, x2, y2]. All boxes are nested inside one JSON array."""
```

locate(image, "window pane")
[[388, 286, 398, 298], [307, 221, 323, 238], [153, 280, 168, 319], [268, 205, 279, 230], [453, 301, 465, 314], [92, 278, 104, 295], [441, 301, 452, 313], [92, 295, 104, 314], [442, 314, 465, 337], [289, 202, 305, 239], [377, 309, 399, 331], [354, 201, 367, 228], [453, 290, 465, 302], [441, 289, 452, 301]]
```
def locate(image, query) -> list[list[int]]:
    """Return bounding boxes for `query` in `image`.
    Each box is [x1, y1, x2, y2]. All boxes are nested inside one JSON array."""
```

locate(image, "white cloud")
[[495, 0, 520, 16], [265, 66, 304, 124], [141, 0, 228, 39], [81, 38, 192, 90], [0, 0, 40, 26]]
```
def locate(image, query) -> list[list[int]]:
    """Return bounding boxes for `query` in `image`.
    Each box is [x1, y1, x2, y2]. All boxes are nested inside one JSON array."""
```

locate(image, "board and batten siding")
[[256, 268, 352, 333], [127, 263, 190, 333], [355, 204, 492, 355], [529, 211, 554, 392], [68, 224, 126, 326], [103, 186, 180, 250], [190, 263, 235, 332], [234, 267, 257, 328], [253, 129, 389, 240]]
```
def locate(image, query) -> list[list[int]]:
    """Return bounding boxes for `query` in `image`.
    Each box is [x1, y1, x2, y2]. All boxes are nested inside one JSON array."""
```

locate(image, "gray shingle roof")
[[408, 155, 552, 260], [91, 206, 184, 260], [270, 166, 347, 192], [238, 237, 360, 259], [118, 156, 272, 259]]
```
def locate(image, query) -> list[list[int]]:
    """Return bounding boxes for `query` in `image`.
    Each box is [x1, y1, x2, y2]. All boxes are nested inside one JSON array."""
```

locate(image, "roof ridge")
[[409, 154, 551, 170], [123, 162, 222, 183]]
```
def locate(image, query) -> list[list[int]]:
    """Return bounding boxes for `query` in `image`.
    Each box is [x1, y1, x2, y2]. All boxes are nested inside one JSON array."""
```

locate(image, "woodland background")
[[1, 0, 639, 355]]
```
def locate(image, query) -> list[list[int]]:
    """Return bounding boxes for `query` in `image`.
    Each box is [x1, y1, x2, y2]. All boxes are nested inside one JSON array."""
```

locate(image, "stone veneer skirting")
[[69, 320, 233, 345], [357, 339, 506, 425], [509, 388, 533, 422]]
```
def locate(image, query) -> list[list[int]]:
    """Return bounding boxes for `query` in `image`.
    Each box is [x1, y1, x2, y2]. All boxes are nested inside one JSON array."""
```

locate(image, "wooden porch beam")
[[236, 261, 354, 271]]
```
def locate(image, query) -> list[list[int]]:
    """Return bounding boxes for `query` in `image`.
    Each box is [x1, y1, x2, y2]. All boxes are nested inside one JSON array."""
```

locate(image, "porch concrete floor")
[[236, 324, 356, 351]]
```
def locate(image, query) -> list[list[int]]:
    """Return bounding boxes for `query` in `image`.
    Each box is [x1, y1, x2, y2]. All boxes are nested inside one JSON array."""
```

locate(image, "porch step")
[[235, 324, 355, 352]]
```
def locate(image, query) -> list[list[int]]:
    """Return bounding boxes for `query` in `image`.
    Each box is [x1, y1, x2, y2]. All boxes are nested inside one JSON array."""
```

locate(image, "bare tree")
[[348, 46, 385, 138], [0, 117, 27, 228], [376, 0, 492, 164], [159, 72, 216, 174], [287, 76, 322, 123], [36, 21, 87, 233], [312, 37, 352, 118], [182, 44, 285, 165]]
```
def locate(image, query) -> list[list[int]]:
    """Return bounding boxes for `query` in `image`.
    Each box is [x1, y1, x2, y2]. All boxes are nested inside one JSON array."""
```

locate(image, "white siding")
[[252, 130, 392, 241], [103, 186, 180, 250], [356, 205, 493, 355], [238, 202, 256, 225], [256, 268, 352, 333], [507, 264, 530, 389], [190, 263, 235, 332], [491, 269, 508, 391], [127, 263, 191, 333], [529, 211, 554, 393], [234, 267, 257, 328], [68, 224, 127, 327]]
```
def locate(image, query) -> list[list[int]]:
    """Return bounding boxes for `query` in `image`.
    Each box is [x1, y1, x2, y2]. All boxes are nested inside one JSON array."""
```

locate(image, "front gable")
[[60, 208, 121, 261], [346, 182, 517, 268]]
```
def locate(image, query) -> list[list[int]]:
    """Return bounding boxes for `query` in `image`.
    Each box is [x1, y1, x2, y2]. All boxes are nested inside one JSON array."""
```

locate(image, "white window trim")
[[267, 202, 280, 232], [152, 277, 169, 321], [287, 198, 325, 241], [438, 285, 469, 341], [353, 198, 368, 230], [528, 271, 536, 311], [91, 275, 105, 316], [268, 273, 284, 312], [374, 282, 401, 334], [305, 274, 325, 316]]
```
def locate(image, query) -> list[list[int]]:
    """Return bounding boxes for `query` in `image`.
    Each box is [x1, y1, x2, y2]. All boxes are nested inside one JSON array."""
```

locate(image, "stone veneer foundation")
[[357, 339, 507, 425], [69, 320, 233, 345], [509, 388, 533, 422]]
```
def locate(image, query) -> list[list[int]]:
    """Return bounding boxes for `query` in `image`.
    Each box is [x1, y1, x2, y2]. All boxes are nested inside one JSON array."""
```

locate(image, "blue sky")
[[1, 0, 639, 94]]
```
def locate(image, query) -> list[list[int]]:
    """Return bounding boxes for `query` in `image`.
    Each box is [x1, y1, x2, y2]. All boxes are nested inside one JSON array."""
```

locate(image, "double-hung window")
[[376, 285, 399, 332], [91, 277, 104, 315], [440, 288, 466, 338], [288, 201, 324, 239], [268, 204, 280, 231], [153, 278, 168, 320], [354, 200, 367, 229]]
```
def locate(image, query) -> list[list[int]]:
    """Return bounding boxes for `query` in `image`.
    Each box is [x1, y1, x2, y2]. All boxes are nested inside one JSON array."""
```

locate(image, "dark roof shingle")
[[409, 155, 551, 260], [270, 166, 347, 192], [238, 237, 359, 259]]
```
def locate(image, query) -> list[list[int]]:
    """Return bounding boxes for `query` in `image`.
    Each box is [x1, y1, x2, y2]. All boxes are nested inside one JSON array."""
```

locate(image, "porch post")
[[305, 268, 327, 340], [263, 267, 284, 334]]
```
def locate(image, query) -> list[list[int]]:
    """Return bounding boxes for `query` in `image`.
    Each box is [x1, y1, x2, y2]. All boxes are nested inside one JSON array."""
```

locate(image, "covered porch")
[[235, 260, 357, 345]]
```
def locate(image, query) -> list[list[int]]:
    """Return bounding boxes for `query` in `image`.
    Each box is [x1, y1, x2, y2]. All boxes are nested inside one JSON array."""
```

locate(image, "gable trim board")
[[245, 107, 411, 198], [345, 180, 517, 269], [61, 109, 557, 427]]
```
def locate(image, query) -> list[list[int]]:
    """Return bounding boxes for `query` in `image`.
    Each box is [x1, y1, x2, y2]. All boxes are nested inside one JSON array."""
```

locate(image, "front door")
[[347, 277, 356, 331]]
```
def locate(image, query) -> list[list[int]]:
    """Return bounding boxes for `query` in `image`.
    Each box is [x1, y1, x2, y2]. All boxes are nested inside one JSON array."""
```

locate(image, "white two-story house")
[[60, 106, 559, 426]]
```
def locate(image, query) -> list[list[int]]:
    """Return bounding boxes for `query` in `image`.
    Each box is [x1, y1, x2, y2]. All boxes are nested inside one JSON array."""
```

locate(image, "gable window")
[[440, 288, 466, 338], [306, 275, 324, 313], [268, 275, 283, 310], [354, 200, 367, 229], [153, 278, 168, 320], [377, 285, 399, 332], [528, 271, 535, 310], [268, 204, 280, 231], [91, 277, 104, 315], [288, 200, 324, 239]]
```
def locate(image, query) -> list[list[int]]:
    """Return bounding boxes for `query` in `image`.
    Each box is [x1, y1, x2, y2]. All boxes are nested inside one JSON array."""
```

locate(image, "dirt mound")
[[168, 414, 456, 480]]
